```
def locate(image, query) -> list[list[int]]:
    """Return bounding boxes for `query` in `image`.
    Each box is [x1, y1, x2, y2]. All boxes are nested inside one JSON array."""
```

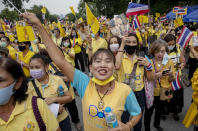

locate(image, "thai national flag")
[[160, 16, 167, 22], [177, 26, 194, 49], [173, 6, 181, 13], [177, 8, 187, 15], [132, 15, 141, 30], [171, 72, 181, 91], [126, 3, 149, 17]]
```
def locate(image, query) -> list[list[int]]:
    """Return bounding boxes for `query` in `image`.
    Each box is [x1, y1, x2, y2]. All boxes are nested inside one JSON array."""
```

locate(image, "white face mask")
[[63, 42, 70, 47], [110, 43, 119, 52], [168, 45, 175, 51]]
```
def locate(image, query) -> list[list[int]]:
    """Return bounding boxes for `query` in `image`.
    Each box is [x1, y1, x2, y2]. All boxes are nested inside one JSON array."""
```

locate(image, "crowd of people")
[[0, 10, 198, 131]]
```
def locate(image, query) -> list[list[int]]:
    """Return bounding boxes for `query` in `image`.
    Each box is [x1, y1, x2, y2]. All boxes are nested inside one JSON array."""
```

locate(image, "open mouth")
[[98, 69, 108, 76]]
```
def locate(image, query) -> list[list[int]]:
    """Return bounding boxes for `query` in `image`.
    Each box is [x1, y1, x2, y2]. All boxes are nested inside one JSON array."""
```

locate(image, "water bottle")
[[104, 107, 118, 129], [57, 85, 64, 96]]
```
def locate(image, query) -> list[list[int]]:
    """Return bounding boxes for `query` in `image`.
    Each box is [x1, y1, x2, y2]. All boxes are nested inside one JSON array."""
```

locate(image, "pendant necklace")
[[96, 83, 111, 109]]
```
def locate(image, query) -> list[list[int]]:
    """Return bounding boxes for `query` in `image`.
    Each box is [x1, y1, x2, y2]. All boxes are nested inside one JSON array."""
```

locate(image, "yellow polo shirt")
[[52, 36, 62, 47], [70, 38, 82, 54], [0, 95, 59, 131], [189, 37, 198, 58], [7, 45, 16, 60], [17, 50, 35, 77], [152, 59, 176, 96], [63, 47, 75, 66], [28, 74, 69, 122], [92, 37, 108, 54], [31, 43, 46, 53], [117, 54, 145, 92]]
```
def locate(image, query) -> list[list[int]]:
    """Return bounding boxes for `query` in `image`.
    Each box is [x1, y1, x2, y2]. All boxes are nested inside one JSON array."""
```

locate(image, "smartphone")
[[162, 69, 171, 75]]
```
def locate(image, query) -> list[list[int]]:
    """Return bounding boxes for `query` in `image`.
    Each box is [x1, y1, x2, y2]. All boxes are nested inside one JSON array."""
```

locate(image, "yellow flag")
[[57, 21, 65, 37], [41, 7, 47, 14], [174, 18, 184, 28], [16, 26, 35, 42], [69, 6, 76, 16], [85, 3, 100, 35], [155, 13, 160, 18]]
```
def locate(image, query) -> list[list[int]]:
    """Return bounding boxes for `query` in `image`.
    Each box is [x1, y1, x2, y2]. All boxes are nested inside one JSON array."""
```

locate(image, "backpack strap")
[[32, 96, 46, 131], [31, 80, 44, 100], [49, 63, 60, 73]]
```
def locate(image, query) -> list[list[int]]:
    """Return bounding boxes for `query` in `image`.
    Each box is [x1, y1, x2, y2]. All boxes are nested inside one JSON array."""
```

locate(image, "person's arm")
[[67, 48, 75, 59], [115, 37, 126, 69], [21, 12, 75, 82], [126, 114, 142, 129]]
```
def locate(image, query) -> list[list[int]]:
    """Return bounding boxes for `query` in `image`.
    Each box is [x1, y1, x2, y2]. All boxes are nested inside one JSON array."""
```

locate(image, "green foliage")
[[3, 0, 29, 10], [0, 8, 19, 21]]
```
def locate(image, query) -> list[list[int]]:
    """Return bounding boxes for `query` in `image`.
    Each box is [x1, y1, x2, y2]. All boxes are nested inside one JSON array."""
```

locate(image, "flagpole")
[[7, 0, 22, 14]]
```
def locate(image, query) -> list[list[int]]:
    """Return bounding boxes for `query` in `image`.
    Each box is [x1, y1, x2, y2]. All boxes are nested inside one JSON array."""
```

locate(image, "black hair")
[[70, 28, 78, 39], [90, 48, 115, 65], [23, 41, 31, 47], [30, 49, 51, 65], [0, 57, 28, 103], [108, 35, 122, 51], [0, 31, 5, 35], [61, 37, 71, 48], [1, 36, 10, 42], [164, 34, 176, 43], [54, 28, 60, 33]]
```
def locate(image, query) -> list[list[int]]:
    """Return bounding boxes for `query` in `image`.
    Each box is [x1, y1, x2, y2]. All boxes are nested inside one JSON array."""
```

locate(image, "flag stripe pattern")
[[132, 15, 141, 30], [171, 72, 181, 91], [177, 26, 194, 49], [126, 3, 149, 17]]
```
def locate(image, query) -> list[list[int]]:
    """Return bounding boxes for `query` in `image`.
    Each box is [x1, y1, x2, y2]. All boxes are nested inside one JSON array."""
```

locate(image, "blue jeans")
[[59, 117, 71, 131]]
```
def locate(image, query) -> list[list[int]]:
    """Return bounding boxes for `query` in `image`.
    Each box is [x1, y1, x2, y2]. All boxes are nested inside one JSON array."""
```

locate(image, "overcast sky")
[[0, 0, 80, 15]]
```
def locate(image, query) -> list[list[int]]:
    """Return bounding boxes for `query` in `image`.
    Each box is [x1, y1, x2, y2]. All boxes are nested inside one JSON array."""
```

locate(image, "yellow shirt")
[[17, 50, 35, 77], [28, 74, 69, 122], [117, 54, 145, 92], [189, 36, 198, 58], [70, 38, 82, 54], [7, 45, 16, 60], [31, 43, 46, 53], [63, 47, 75, 66], [0, 95, 59, 131], [152, 59, 176, 96], [52, 36, 62, 47], [92, 37, 108, 54]]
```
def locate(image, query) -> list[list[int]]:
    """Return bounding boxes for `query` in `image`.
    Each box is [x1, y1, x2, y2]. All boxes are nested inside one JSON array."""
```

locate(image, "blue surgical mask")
[[0, 41, 7, 47], [91, 33, 95, 38], [33, 39, 38, 44], [0, 81, 16, 105]]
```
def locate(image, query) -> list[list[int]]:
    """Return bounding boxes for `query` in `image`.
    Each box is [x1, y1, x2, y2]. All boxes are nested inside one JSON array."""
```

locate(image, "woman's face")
[[168, 40, 175, 46], [110, 37, 118, 45], [125, 36, 138, 46], [154, 46, 166, 61], [72, 30, 76, 36], [0, 67, 15, 89], [90, 53, 115, 81], [29, 59, 48, 73]]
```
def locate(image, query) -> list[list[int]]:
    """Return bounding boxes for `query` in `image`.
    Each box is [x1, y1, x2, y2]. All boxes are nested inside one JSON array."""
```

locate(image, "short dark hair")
[[54, 28, 60, 33], [23, 41, 31, 47], [61, 37, 71, 48], [164, 34, 176, 43], [30, 49, 51, 65], [90, 48, 115, 65], [0, 57, 28, 103], [0, 31, 5, 35], [70, 28, 78, 39], [1, 36, 10, 42]]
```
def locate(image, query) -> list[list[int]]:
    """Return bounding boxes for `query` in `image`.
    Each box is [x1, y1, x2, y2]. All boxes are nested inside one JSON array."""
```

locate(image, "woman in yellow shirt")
[[22, 12, 142, 131], [164, 34, 185, 121], [144, 39, 175, 131], [28, 53, 72, 131], [61, 36, 75, 66], [115, 33, 154, 131], [70, 28, 85, 72], [0, 57, 60, 131]]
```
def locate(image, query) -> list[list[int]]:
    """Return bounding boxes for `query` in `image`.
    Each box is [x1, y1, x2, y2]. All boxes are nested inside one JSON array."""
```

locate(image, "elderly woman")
[[0, 57, 60, 130], [21, 12, 142, 131]]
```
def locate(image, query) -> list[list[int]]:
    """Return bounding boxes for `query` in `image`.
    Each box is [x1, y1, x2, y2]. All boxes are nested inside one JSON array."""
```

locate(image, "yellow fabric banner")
[[69, 6, 76, 16], [16, 26, 35, 42], [85, 3, 99, 35]]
